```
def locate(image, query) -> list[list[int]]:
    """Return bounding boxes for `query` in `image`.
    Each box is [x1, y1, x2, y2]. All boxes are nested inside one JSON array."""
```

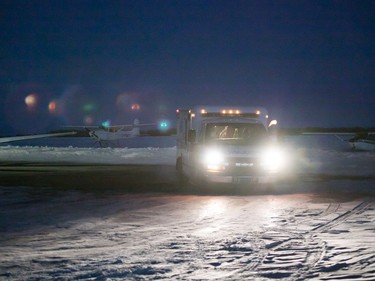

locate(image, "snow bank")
[[0, 146, 176, 165]]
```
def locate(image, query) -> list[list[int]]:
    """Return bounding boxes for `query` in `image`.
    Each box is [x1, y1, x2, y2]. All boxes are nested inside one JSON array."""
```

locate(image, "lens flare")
[[84, 115, 94, 125], [131, 104, 141, 110], [48, 101, 57, 114], [83, 103, 95, 112], [158, 119, 170, 131], [101, 120, 111, 127], [25, 93, 38, 110]]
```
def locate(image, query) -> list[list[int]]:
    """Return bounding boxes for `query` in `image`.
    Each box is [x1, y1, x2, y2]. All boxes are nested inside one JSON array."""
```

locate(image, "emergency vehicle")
[[176, 106, 283, 186]]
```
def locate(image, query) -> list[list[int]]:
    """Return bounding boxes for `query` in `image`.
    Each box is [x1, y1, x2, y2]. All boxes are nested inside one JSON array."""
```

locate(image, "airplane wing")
[[301, 132, 356, 142], [302, 131, 375, 151], [62, 125, 99, 129], [63, 123, 156, 130], [107, 123, 156, 129], [0, 131, 77, 144]]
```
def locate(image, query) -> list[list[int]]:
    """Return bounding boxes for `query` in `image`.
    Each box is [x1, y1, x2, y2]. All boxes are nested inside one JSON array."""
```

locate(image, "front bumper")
[[203, 174, 277, 184], [198, 156, 280, 185]]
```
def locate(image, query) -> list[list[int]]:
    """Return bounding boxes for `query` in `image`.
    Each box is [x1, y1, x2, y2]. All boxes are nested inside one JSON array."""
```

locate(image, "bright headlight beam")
[[202, 149, 225, 171], [203, 149, 224, 164], [261, 146, 286, 172]]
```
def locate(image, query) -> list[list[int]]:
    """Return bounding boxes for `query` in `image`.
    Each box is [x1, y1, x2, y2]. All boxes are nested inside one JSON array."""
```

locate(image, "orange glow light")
[[131, 104, 140, 110], [25, 93, 38, 109]]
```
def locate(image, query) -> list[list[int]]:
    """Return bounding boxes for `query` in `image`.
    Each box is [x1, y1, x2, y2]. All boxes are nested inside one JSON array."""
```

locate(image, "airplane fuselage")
[[89, 129, 138, 142]]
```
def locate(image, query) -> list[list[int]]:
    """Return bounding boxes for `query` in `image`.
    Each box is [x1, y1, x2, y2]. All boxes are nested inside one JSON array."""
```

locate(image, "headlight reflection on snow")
[[200, 199, 227, 217], [195, 199, 228, 235]]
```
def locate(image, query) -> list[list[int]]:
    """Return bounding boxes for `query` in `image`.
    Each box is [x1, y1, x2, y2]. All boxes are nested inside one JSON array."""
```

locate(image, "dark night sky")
[[1, 0, 374, 134]]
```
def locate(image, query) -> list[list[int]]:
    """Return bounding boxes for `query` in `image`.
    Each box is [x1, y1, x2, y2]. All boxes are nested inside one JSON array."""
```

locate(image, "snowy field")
[[1, 135, 375, 280]]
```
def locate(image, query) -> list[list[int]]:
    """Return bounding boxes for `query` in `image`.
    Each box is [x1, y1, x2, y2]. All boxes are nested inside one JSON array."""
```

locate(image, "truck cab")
[[176, 106, 283, 186]]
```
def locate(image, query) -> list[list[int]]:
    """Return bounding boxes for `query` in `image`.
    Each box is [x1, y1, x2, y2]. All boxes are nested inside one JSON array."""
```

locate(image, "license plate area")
[[233, 176, 258, 184]]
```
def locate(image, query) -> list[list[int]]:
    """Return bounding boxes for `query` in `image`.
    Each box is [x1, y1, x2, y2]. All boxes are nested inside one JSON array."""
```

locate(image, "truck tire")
[[176, 157, 188, 187]]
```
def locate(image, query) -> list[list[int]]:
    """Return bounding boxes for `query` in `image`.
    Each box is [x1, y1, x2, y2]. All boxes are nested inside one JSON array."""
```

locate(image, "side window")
[[205, 125, 219, 142]]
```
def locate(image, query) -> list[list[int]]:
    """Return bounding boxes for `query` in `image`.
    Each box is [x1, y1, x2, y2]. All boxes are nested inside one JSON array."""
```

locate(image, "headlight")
[[261, 146, 285, 172], [202, 149, 226, 172]]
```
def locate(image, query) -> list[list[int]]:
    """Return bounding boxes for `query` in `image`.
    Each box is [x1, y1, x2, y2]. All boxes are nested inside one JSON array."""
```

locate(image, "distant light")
[[48, 101, 57, 113], [131, 104, 140, 110], [256, 110, 261, 115], [219, 109, 242, 115], [83, 103, 95, 112], [201, 109, 207, 114], [159, 120, 170, 131], [84, 116, 94, 125], [102, 120, 111, 127], [25, 93, 38, 110]]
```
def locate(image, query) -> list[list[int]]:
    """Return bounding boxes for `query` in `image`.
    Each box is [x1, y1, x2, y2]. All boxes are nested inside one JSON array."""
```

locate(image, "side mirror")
[[268, 120, 279, 142], [268, 120, 278, 128], [188, 129, 196, 143]]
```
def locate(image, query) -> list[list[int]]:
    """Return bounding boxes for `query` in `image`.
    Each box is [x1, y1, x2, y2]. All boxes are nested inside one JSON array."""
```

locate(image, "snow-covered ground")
[[1, 135, 375, 280]]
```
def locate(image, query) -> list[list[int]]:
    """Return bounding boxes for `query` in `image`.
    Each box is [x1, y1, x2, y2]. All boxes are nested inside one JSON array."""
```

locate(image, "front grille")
[[223, 157, 265, 176]]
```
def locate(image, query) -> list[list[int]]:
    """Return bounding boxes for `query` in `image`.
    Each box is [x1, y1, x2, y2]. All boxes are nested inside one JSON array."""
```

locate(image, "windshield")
[[204, 123, 269, 145]]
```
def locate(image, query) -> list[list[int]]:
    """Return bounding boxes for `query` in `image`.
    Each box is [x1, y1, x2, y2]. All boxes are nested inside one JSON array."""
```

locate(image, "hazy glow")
[[84, 115, 94, 125], [48, 101, 57, 114], [200, 199, 226, 217], [131, 104, 140, 110], [83, 103, 95, 112], [158, 119, 170, 131], [202, 148, 226, 171], [102, 120, 111, 127], [25, 94, 38, 110], [261, 146, 287, 172]]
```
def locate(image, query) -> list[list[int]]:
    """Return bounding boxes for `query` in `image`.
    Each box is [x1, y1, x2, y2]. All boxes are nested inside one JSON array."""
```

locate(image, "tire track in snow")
[[166, 199, 370, 280], [241, 202, 340, 279], [311, 200, 372, 233], [303, 199, 375, 281], [244, 200, 373, 280]]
